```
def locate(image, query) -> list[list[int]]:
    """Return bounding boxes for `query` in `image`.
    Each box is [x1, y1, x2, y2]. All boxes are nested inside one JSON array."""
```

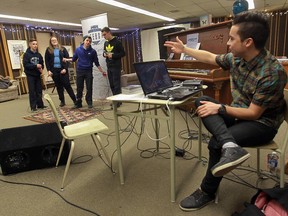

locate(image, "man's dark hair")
[[101, 27, 111, 33], [83, 35, 92, 41], [233, 11, 270, 50]]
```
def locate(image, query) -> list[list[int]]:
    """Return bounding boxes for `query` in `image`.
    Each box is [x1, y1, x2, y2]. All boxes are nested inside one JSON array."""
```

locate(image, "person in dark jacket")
[[101, 27, 125, 99], [66, 35, 105, 109], [23, 38, 46, 112], [45, 36, 76, 107]]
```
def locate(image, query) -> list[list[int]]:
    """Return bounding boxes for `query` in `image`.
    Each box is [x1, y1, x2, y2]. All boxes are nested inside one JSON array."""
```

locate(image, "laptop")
[[133, 60, 202, 101]]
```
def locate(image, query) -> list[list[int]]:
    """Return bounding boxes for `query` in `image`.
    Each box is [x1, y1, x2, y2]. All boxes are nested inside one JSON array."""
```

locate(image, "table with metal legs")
[[108, 93, 202, 202]]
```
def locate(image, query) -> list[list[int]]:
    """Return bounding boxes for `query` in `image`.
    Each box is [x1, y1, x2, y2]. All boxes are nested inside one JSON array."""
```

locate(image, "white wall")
[[141, 24, 190, 61]]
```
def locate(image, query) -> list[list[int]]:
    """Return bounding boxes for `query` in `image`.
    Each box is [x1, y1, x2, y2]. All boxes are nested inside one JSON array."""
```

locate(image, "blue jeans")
[[195, 96, 277, 195]]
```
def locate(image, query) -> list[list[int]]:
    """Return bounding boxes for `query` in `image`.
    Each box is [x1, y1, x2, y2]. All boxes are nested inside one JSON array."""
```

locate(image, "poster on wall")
[[7, 40, 28, 69], [81, 13, 111, 99], [81, 13, 108, 68]]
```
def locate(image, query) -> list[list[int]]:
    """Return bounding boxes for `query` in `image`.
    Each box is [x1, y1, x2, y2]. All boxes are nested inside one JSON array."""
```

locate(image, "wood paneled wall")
[[186, 10, 288, 57], [0, 10, 287, 78], [116, 30, 142, 74], [0, 24, 78, 79], [268, 11, 288, 57]]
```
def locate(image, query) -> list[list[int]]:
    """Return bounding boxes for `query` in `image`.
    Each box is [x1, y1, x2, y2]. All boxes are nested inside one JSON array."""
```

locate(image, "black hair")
[[83, 35, 92, 41], [233, 11, 270, 50]]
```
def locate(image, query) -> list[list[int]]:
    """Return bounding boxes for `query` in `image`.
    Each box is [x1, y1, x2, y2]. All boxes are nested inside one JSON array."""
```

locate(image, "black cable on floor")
[[223, 165, 281, 190], [0, 178, 101, 216]]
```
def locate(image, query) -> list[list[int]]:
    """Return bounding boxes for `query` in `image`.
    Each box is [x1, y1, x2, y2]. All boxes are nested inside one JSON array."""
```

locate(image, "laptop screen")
[[133, 60, 173, 95]]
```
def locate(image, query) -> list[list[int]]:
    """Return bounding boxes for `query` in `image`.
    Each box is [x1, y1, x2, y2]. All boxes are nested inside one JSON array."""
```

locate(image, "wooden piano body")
[[164, 21, 233, 107], [166, 60, 232, 105]]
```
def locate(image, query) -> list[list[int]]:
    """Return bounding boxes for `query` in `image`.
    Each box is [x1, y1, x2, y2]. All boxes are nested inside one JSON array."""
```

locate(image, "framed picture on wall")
[[63, 45, 73, 57], [7, 40, 28, 69]]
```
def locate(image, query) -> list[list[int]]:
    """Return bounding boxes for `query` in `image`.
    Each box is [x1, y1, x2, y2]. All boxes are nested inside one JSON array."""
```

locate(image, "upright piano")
[[165, 60, 232, 105], [164, 21, 233, 106]]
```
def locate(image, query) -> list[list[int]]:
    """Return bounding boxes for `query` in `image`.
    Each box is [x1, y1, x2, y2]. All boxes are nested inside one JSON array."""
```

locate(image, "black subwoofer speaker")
[[0, 122, 70, 175]]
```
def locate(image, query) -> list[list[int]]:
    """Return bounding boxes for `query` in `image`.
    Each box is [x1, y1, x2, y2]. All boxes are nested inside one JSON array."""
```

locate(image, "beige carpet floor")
[[0, 90, 283, 216]]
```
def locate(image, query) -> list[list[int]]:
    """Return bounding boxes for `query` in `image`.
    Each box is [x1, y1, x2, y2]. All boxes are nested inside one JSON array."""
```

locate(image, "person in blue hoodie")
[[66, 35, 105, 109], [23, 38, 46, 112]]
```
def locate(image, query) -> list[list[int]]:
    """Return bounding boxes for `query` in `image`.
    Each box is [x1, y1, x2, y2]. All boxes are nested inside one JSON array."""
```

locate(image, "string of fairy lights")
[[0, 10, 288, 32], [118, 29, 142, 62], [267, 10, 288, 16], [0, 25, 83, 38], [0, 9, 286, 62], [0, 23, 143, 61], [0, 9, 287, 37]]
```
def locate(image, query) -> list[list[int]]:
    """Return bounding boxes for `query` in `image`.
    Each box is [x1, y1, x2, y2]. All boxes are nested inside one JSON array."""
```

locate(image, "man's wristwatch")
[[218, 104, 226, 115]]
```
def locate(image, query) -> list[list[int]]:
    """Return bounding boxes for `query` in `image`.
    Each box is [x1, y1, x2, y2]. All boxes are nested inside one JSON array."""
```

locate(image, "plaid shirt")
[[216, 49, 287, 129]]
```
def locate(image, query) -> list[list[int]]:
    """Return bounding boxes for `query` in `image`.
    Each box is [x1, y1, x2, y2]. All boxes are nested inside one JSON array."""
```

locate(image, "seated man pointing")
[[165, 11, 287, 211]]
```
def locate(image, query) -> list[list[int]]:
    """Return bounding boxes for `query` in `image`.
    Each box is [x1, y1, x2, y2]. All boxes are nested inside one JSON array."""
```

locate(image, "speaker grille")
[[0, 123, 70, 175]]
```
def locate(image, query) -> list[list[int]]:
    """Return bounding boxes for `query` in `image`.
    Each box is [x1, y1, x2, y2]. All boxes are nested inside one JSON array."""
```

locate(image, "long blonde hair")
[[47, 36, 64, 54]]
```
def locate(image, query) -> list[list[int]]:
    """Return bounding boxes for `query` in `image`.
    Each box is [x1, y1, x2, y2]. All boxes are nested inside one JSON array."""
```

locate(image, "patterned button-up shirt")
[[216, 49, 287, 129]]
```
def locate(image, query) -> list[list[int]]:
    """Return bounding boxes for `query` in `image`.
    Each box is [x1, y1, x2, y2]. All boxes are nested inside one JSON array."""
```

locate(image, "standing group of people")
[[21, 11, 287, 213], [23, 27, 125, 112]]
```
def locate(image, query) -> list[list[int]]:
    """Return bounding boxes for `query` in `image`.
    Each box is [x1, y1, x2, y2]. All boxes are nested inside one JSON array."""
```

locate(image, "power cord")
[[72, 155, 93, 164], [223, 165, 282, 190], [107, 115, 141, 172], [138, 100, 169, 141], [0, 178, 101, 216], [102, 101, 208, 164]]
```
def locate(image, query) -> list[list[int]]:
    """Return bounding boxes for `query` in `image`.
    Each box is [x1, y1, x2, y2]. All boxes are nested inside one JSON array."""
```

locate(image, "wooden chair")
[[44, 94, 111, 190]]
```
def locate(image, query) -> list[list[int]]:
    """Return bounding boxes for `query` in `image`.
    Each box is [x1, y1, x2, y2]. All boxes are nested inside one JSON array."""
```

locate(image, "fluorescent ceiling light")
[[97, 0, 175, 22], [0, 14, 82, 27], [247, 0, 255, 10], [0, 14, 119, 30]]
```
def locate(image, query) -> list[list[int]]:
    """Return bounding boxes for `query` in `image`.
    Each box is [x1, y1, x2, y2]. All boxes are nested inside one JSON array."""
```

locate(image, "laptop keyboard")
[[162, 89, 182, 95], [161, 87, 194, 95]]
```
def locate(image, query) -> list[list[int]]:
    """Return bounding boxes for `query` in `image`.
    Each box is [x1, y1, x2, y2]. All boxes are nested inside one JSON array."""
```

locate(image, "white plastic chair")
[[44, 94, 111, 190]]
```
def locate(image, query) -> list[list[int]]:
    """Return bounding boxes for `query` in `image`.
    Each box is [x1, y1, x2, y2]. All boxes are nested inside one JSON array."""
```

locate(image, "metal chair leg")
[[279, 153, 285, 188], [61, 140, 75, 190], [56, 138, 66, 167], [215, 187, 219, 204], [256, 149, 261, 177], [91, 134, 111, 164]]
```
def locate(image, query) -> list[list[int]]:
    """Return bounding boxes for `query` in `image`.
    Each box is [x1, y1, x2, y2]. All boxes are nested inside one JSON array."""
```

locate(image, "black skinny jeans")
[[195, 96, 277, 196], [76, 70, 93, 105], [26, 75, 44, 109], [107, 66, 121, 95], [51, 68, 76, 103]]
